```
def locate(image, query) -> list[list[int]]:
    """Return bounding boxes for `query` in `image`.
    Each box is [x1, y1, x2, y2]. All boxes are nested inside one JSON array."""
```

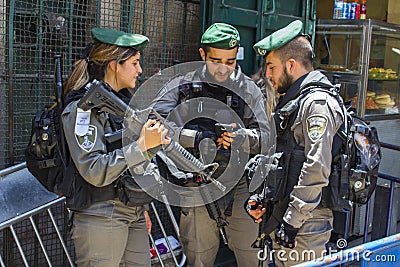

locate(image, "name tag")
[[75, 108, 91, 136]]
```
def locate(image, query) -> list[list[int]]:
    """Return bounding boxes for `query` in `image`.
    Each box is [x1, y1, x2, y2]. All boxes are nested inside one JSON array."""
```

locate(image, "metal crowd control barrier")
[[294, 233, 400, 267], [378, 142, 400, 238], [0, 163, 74, 267], [149, 197, 186, 267], [0, 162, 186, 267]]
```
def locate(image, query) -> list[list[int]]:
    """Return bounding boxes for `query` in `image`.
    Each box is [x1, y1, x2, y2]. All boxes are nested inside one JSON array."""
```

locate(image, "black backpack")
[[322, 109, 381, 211], [25, 55, 68, 194]]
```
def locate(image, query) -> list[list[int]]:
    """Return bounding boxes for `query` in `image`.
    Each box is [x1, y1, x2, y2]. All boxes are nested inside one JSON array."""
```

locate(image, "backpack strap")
[[278, 81, 345, 130], [178, 70, 197, 100]]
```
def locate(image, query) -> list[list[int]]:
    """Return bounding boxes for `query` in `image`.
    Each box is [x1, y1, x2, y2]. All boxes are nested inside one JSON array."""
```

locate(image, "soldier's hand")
[[244, 194, 266, 223], [218, 129, 246, 149], [274, 221, 299, 249], [218, 131, 236, 149], [137, 119, 170, 152], [144, 210, 152, 234]]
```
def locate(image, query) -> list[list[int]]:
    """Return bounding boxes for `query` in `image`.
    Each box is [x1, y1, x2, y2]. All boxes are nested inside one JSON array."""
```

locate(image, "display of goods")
[[350, 91, 396, 109], [368, 67, 398, 79]]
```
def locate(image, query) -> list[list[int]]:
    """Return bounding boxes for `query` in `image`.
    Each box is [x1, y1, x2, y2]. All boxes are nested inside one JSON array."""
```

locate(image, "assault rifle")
[[77, 79, 224, 191], [54, 54, 68, 168]]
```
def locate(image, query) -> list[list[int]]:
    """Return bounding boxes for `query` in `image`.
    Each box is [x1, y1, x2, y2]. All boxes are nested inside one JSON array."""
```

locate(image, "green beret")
[[253, 20, 303, 56], [91, 28, 149, 52], [201, 23, 240, 49]]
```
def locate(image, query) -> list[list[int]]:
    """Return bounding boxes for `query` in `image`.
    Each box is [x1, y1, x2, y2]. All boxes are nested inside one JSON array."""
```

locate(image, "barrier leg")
[[9, 225, 29, 267], [149, 232, 165, 267], [150, 202, 179, 266], [29, 216, 52, 266], [0, 253, 6, 267], [161, 195, 187, 267], [47, 209, 74, 266]]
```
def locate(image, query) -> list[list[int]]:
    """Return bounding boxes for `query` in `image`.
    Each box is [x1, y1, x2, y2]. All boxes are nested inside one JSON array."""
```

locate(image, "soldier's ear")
[[108, 60, 118, 72], [199, 48, 206, 61], [286, 58, 296, 73]]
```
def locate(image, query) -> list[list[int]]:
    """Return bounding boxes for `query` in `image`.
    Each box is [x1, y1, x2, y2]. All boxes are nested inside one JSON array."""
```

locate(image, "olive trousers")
[[179, 180, 260, 267], [71, 200, 150, 267], [271, 208, 333, 267]]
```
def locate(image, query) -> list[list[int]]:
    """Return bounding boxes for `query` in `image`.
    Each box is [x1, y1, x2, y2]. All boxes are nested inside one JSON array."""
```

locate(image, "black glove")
[[244, 194, 274, 223], [244, 193, 263, 213], [274, 221, 299, 249]]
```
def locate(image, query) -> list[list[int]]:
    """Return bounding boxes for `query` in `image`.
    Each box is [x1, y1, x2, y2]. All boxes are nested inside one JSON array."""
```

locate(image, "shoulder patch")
[[75, 125, 97, 152], [306, 115, 327, 142]]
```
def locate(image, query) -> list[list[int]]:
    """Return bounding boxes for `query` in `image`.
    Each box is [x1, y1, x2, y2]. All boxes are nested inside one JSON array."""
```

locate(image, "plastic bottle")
[[342, 0, 351, 19], [350, 0, 358, 19], [360, 0, 367, 19], [355, 0, 361, 19], [333, 0, 344, 19]]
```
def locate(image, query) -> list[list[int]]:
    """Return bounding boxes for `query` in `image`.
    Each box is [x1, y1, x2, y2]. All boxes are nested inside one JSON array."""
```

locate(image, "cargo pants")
[[271, 208, 334, 267], [179, 179, 260, 267], [71, 199, 150, 267]]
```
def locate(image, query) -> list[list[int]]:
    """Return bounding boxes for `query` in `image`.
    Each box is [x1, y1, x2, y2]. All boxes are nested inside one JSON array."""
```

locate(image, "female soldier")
[[251, 64, 278, 118], [62, 28, 169, 267]]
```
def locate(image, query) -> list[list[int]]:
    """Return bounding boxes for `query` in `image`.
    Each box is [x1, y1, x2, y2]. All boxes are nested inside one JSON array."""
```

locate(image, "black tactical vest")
[[63, 89, 131, 211], [271, 85, 343, 207], [272, 107, 306, 200], [178, 77, 245, 133], [171, 71, 248, 182]]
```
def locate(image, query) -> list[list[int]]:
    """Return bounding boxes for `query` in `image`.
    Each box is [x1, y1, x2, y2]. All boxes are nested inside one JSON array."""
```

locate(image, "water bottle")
[[333, 0, 344, 19], [360, 0, 367, 19], [342, 0, 351, 19], [355, 0, 361, 19], [350, 1, 357, 19]]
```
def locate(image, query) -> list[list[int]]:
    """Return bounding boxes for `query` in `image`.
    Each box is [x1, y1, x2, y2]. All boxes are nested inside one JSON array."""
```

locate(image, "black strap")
[[38, 159, 58, 169], [278, 82, 343, 128], [223, 185, 238, 217]]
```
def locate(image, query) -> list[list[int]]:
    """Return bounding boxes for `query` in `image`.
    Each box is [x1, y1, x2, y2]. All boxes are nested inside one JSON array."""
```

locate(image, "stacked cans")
[[350, 1, 362, 19], [333, 0, 361, 19]]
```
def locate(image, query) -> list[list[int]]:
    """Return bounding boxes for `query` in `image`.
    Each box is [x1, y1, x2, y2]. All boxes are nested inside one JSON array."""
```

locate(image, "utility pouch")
[[64, 162, 93, 211], [285, 149, 306, 196], [349, 167, 377, 205], [264, 152, 291, 201], [266, 147, 306, 201], [63, 160, 119, 211], [25, 107, 64, 193], [117, 175, 154, 206], [321, 154, 352, 212]]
